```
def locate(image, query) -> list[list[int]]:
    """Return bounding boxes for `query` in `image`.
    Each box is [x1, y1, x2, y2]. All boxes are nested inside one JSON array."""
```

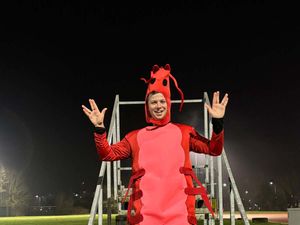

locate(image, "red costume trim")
[[122, 168, 145, 203], [179, 167, 215, 217]]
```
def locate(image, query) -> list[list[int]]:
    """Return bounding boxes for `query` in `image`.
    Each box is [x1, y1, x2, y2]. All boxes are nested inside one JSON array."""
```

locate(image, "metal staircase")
[[87, 93, 250, 225]]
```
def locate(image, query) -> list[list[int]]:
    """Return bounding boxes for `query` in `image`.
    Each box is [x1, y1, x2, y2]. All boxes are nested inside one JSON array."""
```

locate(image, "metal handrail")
[[88, 93, 250, 225]]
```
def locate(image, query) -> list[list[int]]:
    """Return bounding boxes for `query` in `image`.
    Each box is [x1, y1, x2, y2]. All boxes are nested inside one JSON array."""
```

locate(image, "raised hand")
[[82, 99, 107, 128], [204, 91, 229, 118]]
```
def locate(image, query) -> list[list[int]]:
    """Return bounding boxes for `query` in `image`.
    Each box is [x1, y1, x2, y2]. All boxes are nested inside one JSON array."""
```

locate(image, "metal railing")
[[88, 93, 250, 225]]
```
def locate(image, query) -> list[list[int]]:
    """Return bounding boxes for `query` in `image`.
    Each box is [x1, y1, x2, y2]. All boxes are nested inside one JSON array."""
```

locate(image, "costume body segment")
[[137, 123, 187, 225], [94, 122, 224, 225]]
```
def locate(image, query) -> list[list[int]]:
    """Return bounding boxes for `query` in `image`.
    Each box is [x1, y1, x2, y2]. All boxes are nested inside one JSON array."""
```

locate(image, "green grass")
[[0, 214, 106, 225], [0, 214, 283, 225]]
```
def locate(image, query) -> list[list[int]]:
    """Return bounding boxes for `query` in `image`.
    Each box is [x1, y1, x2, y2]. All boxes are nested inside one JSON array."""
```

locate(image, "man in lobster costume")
[[82, 64, 229, 225]]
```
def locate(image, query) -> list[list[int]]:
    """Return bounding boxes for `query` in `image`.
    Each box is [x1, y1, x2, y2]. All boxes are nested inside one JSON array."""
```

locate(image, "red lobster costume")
[[94, 64, 224, 225]]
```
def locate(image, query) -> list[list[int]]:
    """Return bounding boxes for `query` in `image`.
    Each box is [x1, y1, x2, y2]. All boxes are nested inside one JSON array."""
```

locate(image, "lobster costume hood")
[[141, 64, 184, 126]]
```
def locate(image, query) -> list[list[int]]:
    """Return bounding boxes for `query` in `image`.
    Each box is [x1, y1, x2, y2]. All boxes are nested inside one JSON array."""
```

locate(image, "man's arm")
[[94, 127, 131, 161], [190, 118, 224, 156], [82, 99, 131, 160]]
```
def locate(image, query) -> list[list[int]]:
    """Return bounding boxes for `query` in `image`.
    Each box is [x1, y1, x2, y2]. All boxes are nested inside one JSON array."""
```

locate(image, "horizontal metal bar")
[[118, 167, 132, 171], [119, 99, 203, 105]]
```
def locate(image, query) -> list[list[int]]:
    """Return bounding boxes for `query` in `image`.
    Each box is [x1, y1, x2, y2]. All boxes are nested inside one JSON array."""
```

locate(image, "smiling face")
[[147, 92, 168, 121]]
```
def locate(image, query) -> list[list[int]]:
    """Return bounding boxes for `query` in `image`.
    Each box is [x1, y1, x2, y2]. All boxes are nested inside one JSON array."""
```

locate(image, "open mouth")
[[154, 111, 164, 114]]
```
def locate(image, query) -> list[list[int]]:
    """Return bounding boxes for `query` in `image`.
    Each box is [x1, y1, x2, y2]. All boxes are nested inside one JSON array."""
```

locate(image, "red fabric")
[[187, 215, 197, 225], [94, 132, 131, 161], [122, 168, 145, 203], [184, 187, 206, 195], [190, 129, 224, 156], [94, 123, 223, 224], [137, 123, 188, 225], [141, 64, 184, 126], [179, 167, 215, 217]]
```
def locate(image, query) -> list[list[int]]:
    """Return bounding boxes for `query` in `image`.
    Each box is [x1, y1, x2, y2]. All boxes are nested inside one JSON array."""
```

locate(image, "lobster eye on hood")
[[150, 78, 156, 84], [162, 79, 168, 86]]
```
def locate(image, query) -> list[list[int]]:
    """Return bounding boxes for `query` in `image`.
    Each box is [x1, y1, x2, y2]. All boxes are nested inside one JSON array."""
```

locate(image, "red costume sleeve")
[[94, 132, 131, 161], [190, 128, 224, 156]]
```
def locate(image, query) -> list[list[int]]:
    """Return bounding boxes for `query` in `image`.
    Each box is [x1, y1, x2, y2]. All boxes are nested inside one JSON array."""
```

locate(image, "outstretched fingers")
[[101, 108, 108, 115], [221, 93, 229, 106], [89, 99, 99, 111], [213, 91, 220, 105], [82, 105, 91, 116]]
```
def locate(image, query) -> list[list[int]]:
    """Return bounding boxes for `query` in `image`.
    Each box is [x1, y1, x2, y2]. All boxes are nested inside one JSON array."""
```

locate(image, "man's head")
[[142, 64, 184, 126], [147, 92, 167, 120]]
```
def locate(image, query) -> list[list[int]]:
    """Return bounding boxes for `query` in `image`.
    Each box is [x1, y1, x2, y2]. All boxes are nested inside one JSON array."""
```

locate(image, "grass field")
[[0, 214, 283, 225], [0, 215, 102, 225]]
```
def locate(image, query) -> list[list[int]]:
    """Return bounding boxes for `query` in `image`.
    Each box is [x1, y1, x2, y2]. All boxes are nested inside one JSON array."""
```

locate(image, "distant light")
[[245, 190, 248, 194], [269, 181, 273, 185], [35, 195, 39, 198], [223, 183, 227, 187]]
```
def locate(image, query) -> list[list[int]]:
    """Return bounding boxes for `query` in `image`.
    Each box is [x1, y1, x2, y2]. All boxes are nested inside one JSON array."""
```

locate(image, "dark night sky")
[[0, 1, 300, 197]]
